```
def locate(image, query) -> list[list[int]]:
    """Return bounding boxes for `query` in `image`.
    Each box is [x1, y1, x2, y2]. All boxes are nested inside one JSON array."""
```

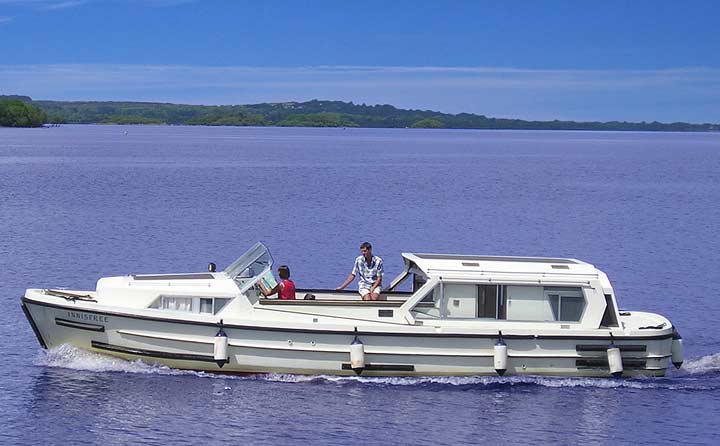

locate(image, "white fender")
[[671, 330, 684, 369], [214, 325, 229, 368], [350, 328, 365, 375], [607, 343, 623, 377], [494, 336, 508, 376]]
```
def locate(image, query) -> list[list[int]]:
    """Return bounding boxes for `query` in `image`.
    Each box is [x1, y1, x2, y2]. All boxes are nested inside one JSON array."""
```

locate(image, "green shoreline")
[[2, 95, 718, 131]]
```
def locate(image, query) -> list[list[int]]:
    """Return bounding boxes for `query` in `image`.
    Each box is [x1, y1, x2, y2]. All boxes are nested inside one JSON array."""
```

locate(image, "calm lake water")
[[1, 125, 719, 445]]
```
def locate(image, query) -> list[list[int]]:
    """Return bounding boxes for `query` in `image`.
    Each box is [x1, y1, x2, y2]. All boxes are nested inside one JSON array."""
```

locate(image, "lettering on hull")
[[66, 311, 109, 323]]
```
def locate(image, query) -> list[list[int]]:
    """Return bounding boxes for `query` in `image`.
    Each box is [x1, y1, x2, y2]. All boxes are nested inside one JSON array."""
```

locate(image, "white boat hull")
[[23, 297, 672, 378]]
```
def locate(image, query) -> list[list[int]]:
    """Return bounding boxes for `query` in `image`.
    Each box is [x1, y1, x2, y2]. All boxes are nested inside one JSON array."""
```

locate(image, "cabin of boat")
[[21, 242, 683, 377]]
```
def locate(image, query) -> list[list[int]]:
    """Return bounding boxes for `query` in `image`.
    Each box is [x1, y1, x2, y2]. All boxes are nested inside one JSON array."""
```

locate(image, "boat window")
[[224, 242, 273, 283], [498, 286, 507, 319], [600, 294, 619, 327], [412, 284, 442, 319], [506, 286, 549, 321], [478, 285, 498, 318], [149, 296, 233, 315], [443, 284, 478, 318], [387, 265, 426, 293], [505, 286, 585, 322], [214, 298, 230, 314], [160, 296, 194, 312], [413, 283, 508, 320], [546, 287, 585, 321], [199, 298, 213, 314]]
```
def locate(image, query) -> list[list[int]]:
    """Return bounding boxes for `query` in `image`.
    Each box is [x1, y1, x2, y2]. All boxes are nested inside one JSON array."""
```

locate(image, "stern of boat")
[[614, 310, 679, 376]]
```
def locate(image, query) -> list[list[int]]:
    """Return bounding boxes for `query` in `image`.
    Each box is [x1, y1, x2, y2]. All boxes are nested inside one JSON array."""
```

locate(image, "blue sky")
[[1, 0, 719, 122]]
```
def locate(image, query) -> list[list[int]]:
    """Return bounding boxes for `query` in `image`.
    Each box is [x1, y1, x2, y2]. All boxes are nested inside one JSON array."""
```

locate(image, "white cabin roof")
[[402, 252, 600, 281]]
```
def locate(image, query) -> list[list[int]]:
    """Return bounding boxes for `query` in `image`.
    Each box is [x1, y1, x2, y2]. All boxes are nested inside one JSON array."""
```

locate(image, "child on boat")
[[259, 265, 296, 300]]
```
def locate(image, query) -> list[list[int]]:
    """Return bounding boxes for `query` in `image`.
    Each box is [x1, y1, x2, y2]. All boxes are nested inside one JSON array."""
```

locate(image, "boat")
[[21, 242, 684, 377]]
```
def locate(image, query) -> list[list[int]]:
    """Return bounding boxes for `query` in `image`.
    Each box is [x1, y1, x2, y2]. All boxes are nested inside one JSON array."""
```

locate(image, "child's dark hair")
[[278, 265, 290, 280]]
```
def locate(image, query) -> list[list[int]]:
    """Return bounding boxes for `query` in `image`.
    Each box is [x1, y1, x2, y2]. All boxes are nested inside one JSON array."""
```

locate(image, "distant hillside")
[[3, 96, 718, 131], [0, 98, 47, 128]]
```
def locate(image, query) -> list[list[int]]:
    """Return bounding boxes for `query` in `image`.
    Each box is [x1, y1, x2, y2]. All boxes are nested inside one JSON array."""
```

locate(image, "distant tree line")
[[2, 95, 718, 131], [0, 98, 47, 127]]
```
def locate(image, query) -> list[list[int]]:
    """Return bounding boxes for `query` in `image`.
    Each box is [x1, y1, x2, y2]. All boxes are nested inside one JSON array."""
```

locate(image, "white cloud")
[[0, 0, 194, 11], [6, 63, 712, 88], [142, 0, 196, 6], [40, 0, 86, 10], [0, 0, 86, 11]]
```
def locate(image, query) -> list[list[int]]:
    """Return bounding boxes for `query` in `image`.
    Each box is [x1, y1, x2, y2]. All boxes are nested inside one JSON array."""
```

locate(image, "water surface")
[[1, 125, 719, 445]]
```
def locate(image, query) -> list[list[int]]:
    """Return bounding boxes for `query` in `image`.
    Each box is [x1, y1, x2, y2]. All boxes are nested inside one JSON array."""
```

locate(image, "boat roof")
[[402, 252, 598, 278]]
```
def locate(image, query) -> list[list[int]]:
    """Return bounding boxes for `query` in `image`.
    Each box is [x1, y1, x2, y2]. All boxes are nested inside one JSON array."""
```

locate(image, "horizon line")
[[2, 63, 719, 123], [4, 95, 718, 126]]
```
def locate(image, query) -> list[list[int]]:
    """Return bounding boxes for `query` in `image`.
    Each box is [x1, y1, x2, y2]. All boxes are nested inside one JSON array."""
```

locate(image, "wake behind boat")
[[22, 242, 684, 377]]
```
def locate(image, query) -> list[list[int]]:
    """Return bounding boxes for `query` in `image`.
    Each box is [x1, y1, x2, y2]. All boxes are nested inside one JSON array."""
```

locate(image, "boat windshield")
[[224, 242, 274, 291]]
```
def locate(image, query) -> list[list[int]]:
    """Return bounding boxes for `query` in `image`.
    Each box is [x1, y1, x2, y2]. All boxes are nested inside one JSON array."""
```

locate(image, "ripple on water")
[[679, 353, 720, 375]]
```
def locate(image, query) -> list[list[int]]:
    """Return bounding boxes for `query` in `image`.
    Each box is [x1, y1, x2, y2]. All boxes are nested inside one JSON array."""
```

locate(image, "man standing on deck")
[[336, 242, 383, 301]]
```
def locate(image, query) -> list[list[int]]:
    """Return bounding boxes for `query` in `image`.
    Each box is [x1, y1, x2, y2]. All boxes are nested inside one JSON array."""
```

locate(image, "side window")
[[443, 284, 477, 318], [149, 296, 232, 315], [413, 283, 505, 320], [412, 284, 442, 319], [546, 287, 585, 321], [506, 286, 553, 321], [413, 283, 478, 319], [412, 284, 585, 322], [600, 294, 619, 327], [413, 274, 427, 292], [214, 298, 230, 314], [200, 298, 213, 314], [161, 296, 194, 312], [505, 286, 585, 322], [478, 285, 498, 318]]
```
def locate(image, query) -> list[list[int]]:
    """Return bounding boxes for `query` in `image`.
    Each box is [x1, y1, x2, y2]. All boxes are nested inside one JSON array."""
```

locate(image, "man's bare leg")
[[362, 293, 371, 301], [369, 292, 380, 301]]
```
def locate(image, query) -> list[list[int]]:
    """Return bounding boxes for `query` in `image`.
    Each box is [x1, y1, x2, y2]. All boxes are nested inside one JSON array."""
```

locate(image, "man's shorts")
[[359, 287, 381, 297]]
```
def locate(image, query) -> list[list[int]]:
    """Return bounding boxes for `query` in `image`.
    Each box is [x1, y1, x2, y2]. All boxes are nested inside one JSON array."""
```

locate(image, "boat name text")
[[67, 311, 109, 323]]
